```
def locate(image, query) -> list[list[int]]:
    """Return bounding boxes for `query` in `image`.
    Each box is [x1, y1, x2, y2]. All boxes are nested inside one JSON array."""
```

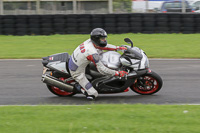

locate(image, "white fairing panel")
[[119, 46, 149, 70], [100, 51, 121, 70], [47, 61, 69, 74]]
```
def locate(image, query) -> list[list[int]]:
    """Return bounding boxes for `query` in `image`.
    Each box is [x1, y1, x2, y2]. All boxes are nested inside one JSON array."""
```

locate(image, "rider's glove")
[[116, 46, 127, 51], [115, 71, 128, 78]]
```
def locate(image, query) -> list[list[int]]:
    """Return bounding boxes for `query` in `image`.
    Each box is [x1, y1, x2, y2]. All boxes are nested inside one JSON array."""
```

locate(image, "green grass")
[[1, 34, 200, 132], [0, 104, 200, 133], [1, 34, 200, 59]]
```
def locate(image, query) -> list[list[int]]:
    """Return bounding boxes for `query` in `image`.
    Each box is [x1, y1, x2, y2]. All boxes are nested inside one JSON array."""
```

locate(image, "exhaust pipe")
[[42, 74, 74, 92]]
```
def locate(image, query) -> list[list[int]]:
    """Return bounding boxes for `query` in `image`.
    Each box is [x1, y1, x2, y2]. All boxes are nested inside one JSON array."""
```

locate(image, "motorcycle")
[[41, 38, 163, 97]]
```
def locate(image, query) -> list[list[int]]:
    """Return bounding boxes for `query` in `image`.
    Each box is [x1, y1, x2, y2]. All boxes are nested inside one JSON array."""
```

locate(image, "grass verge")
[[1, 34, 200, 59], [0, 104, 200, 133]]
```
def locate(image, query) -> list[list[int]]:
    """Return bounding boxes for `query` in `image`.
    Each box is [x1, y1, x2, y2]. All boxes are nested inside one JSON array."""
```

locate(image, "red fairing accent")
[[115, 71, 119, 76], [93, 44, 117, 51], [124, 88, 129, 92], [87, 55, 97, 66], [97, 47, 117, 51]]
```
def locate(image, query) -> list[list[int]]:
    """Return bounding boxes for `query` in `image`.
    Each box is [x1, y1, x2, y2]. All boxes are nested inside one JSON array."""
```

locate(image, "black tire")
[[117, 22, 129, 27], [78, 27, 92, 34], [16, 24, 28, 28], [130, 17, 142, 22], [46, 74, 76, 97], [15, 19, 28, 24], [3, 19, 15, 24], [53, 18, 66, 23], [156, 17, 168, 22], [130, 22, 142, 27], [169, 18, 181, 22], [28, 19, 40, 23], [117, 27, 129, 33], [3, 24, 15, 28], [104, 22, 116, 27], [78, 18, 90, 23], [170, 26, 181, 31], [92, 23, 104, 28], [182, 27, 194, 31], [104, 18, 116, 23], [182, 18, 194, 23], [29, 23, 41, 28], [15, 31, 28, 36], [91, 18, 103, 23], [3, 28, 15, 35], [143, 17, 155, 22], [130, 27, 142, 33], [143, 22, 155, 27], [156, 27, 169, 32], [53, 23, 65, 28], [182, 22, 194, 27], [195, 18, 200, 23], [169, 22, 181, 27], [143, 27, 155, 31], [47, 85, 76, 97], [130, 71, 163, 95], [79, 23, 91, 27], [116, 17, 129, 22], [66, 18, 77, 23], [104, 27, 116, 34], [157, 22, 168, 27], [40, 19, 53, 23], [66, 22, 78, 27], [41, 23, 52, 28], [16, 28, 27, 32]]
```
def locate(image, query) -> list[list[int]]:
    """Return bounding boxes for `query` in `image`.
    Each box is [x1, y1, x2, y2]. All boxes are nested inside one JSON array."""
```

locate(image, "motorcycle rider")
[[68, 28, 128, 100]]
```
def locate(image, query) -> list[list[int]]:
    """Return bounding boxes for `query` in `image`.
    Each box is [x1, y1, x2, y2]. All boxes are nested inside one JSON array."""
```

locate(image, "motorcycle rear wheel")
[[47, 85, 76, 97], [130, 71, 163, 95], [47, 76, 76, 97]]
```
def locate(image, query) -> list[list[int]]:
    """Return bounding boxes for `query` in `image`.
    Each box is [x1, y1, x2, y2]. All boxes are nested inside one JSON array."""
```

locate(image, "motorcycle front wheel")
[[130, 71, 163, 95]]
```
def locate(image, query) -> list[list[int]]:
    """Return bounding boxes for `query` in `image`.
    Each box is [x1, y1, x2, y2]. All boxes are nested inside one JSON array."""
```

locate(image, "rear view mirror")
[[124, 38, 133, 47]]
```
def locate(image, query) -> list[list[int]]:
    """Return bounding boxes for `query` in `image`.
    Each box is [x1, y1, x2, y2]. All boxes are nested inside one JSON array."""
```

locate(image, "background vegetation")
[[0, 33, 200, 59]]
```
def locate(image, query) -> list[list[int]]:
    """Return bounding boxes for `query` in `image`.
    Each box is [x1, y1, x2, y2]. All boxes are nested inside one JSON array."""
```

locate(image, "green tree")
[[113, 0, 132, 13]]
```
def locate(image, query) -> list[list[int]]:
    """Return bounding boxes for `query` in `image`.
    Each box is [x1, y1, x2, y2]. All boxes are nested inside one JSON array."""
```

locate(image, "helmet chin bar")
[[99, 40, 107, 47]]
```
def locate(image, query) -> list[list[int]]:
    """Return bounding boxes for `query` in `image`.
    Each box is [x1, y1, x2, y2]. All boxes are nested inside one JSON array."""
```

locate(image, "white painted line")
[[0, 105, 85, 107], [150, 58, 200, 61], [0, 59, 42, 61], [0, 59, 200, 61], [0, 104, 200, 106]]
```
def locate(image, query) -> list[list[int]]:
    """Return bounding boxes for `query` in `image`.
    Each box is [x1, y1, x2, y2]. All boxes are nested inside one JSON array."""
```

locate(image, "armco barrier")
[[0, 13, 200, 35]]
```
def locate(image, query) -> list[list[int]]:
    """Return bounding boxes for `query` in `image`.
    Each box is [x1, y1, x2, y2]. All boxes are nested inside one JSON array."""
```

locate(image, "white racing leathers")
[[68, 39, 118, 97]]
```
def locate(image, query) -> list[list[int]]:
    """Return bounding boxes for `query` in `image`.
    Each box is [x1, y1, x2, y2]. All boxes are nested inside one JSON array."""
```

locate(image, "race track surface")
[[0, 59, 200, 105]]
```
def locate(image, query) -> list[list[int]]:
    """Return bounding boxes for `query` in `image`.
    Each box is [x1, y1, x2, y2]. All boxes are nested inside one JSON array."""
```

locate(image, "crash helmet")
[[90, 28, 107, 47]]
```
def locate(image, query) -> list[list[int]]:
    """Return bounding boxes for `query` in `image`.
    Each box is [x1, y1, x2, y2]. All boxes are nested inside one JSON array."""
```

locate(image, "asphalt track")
[[0, 59, 200, 105]]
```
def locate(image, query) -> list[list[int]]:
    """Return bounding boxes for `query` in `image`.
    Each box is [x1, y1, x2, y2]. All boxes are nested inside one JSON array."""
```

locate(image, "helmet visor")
[[99, 37, 107, 43]]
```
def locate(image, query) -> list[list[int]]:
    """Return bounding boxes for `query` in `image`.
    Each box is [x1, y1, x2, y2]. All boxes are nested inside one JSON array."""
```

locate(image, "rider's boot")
[[81, 88, 97, 100], [74, 83, 98, 100]]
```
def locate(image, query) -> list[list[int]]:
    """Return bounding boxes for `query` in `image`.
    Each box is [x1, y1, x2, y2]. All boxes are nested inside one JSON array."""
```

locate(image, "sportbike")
[[41, 38, 163, 97]]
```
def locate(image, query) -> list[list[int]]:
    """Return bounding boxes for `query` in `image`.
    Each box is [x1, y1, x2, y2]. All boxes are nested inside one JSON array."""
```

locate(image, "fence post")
[[182, 0, 186, 13], [36, 0, 41, 14], [73, 0, 77, 14], [145, 0, 149, 12], [0, 0, 3, 15], [108, 0, 113, 13]]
